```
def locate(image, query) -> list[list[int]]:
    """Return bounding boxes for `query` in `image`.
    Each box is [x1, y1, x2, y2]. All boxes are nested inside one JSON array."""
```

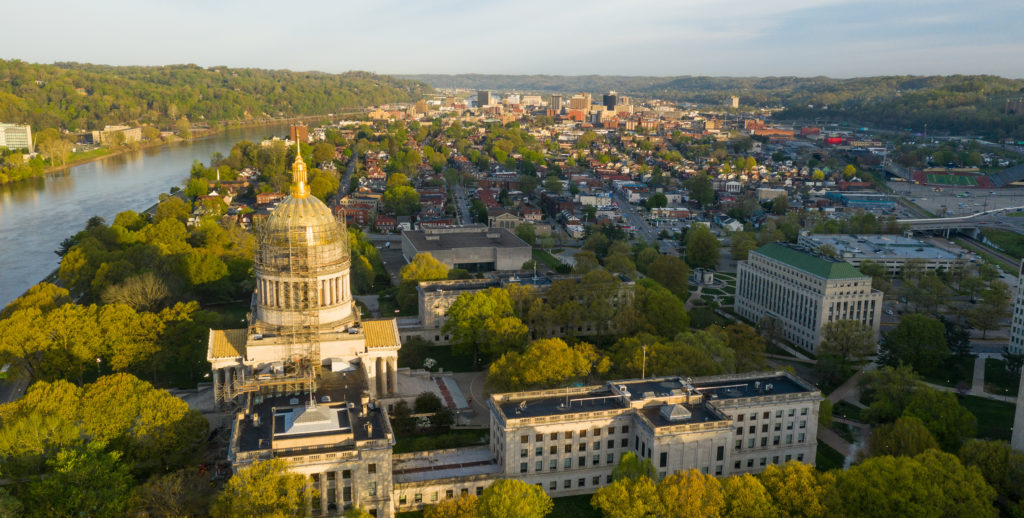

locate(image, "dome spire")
[[290, 140, 310, 198]]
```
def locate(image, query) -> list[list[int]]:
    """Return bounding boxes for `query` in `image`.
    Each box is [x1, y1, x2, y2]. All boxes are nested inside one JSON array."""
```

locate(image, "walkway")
[[923, 355, 1016, 403]]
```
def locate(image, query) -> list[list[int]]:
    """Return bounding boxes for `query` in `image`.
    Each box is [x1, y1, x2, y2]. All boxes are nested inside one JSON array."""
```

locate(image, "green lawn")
[[832, 401, 864, 422], [533, 248, 564, 269], [398, 343, 478, 373], [396, 511, 424, 518], [393, 429, 489, 454], [981, 228, 1024, 260], [551, 494, 601, 518], [960, 395, 1016, 441], [983, 359, 1021, 396], [919, 355, 975, 388], [66, 147, 116, 163], [953, 238, 1017, 271], [816, 439, 846, 471]]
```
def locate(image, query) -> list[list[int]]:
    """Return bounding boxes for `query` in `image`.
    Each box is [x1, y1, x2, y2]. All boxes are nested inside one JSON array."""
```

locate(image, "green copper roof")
[[754, 243, 865, 280]]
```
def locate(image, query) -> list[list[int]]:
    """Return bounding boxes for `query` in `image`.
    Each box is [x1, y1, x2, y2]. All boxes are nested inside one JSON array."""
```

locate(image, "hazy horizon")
[[3, 0, 1022, 79]]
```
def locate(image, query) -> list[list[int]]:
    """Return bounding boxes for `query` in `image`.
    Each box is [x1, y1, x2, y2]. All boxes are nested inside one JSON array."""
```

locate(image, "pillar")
[[376, 357, 385, 397], [214, 368, 223, 402], [388, 357, 397, 395]]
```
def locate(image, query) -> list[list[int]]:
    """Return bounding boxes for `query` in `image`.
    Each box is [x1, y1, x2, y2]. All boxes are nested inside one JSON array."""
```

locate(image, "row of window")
[[736, 433, 806, 450], [734, 453, 804, 469], [736, 420, 807, 435], [520, 453, 619, 473], [519, 426, 629, 444], [737, 408, 808, 421], [399, 486, 482, 506], [521, 438, 629, 457]]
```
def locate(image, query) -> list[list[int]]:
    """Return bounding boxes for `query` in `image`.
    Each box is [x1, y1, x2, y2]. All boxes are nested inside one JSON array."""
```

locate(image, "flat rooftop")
[[617, 378, 690, 401], [640, 403, 725, 428], [403, 227, 529, 252], [693, 374, 810, 401], [236, 369, 389, 454], [393, 446, 500, 484], [498, 388, 626, 420], [802, 234, 960, 261]]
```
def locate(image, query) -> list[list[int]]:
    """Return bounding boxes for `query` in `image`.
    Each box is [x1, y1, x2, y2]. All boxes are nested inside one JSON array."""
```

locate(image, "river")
[[0, 123, 292, 307]]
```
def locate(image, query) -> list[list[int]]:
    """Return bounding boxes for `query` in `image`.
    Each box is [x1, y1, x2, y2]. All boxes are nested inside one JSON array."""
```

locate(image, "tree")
[[487, 338, 603, 391], [722, 474, 778, 518], [611, 452, 656, 482], [723, 322, 768, 371], [645, 192, 668, 210], [771, 194, 789, 215], [657, 469, 725, 518], [101, 272, 170, 312], [401, 253, 449, 283], [879, 313, 948, 374], [130, 467, 218, 518], [20, 442, 134, 518], [383, 184, 420, 216], [817, 320, 876, 385], [685, 224, 720, 269], [867, 415, 940, 457], [211, 459, 314, 518], [514, 223, 536, 246], [842, 164, 857, 179], [811, 170, 825, 181], [686, 174, 714, 208], [731, 232, 758, 260], [631, 279, 690, 338], [424, 494, 479, 518], [958, 439, 1024, 504], [477, 479, 552, 518], [591, 477, 662, 518], [858, 260, 891, 293], [969, 281, 1012, 338], [543, 175, 563, 193], [758, 461, 831, 518], [311, 142, 337, 164], [859, 365, 926, 423], [831, 450, 997, 518], [175, 117, 191, 139], [444, 288, 528, 367], [903, 388, 977, 451]]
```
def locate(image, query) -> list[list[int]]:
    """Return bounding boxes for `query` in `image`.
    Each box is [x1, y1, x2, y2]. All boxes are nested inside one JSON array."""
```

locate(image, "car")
[[885, 309, 894, 315]]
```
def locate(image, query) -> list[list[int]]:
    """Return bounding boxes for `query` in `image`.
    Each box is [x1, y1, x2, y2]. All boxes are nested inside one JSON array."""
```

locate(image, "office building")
[[730, 96, 740, 109], [797, 234, 965, 275], [568, 92, 592, 111], [478, 91, 494, 108], [603, 91, 618, 111], [1010, 260, 1024, 355], [736, 243, 883, 352], [550, 94, 562, 111], [91, 125, 141, 146], [400, 226, 531, 272], [0, 123, 32, 153], [290, 124, 310, 143]]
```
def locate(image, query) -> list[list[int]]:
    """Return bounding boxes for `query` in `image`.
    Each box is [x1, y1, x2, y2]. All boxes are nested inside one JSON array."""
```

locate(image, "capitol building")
[[207, 148, 823, 517]]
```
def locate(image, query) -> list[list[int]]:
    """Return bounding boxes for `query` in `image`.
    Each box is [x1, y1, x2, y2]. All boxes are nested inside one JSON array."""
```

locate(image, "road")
[[454, 183, 472, 224], [612, 190, 658, 244], [336, 153, 357, 199], [0, 366, 30, 405]]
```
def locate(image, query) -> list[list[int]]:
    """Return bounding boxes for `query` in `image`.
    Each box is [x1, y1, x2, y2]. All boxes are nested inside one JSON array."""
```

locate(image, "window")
[[461, 488, 469, 496], [760, 458, 767, 466], [608, 440, 615, 449], [799, 420, 807, 429], [579, 456, 586, 467], [801, 408, 808, 416], [326, 472, 334, 482], [660, 452, 668, 467], [738, 414, 744, 422], [550, 433, 558, 440], [536, 461, 543, 471], [368, 482, 377, 497], [737, 427, 744, 435], [550, 481, 557, 491], [763, 411, 770, 419], [761, 437, 768, 447], [774, 423, 781, 431], [578, 478, 586, 488], [566, 431, 573, 439], [521, 435, 529, 443], [579, 443, 586, 452], [432, 492, 439, 502], [342, 470, 351, 479], [565, 445, 572, 453], [368, 464, 377, 474], [776, 410, 783, 418], [564, 458, 572, 469], [773, 456, 779, 464], [550, 446, 557, 455], [747, 459, 754, 468], [735, 439, 742, 450], [564, 479, 571, 489], [749, 426, 755, 434], [622, 426, 629, 434], [593, 455, 600, 465], [621, 438, 628, 448], [607, 475, 613, 484], [343, 487, 351, 502], [786, 434, 793, 445], [787, 422, 794, 430], [773, 436, 780, 446], [717, 446, 724, 461], [399, 495, 407, 506], [607, 453, 615, 464], [594, 428, 601, 436], [521, 449, 528, 458], [797, 454, 805, 462], [734, 460, 741, 469], [609, 427, 616, 435], [520, 463, 527, 473], [536, 447, 543, 456], [536, 433, 543, 442], [414, 494, 422, 504], [580, 430, 587, 438], [476, 487, 483, 496], [593, 476, 601, 486], [551, 459, 558, 470], [748, 438, 755, 448], [750, 413, 757, 420], [798, 433, 806, 443], [786, 455, 792, 461], [788, 409, 795, 417]]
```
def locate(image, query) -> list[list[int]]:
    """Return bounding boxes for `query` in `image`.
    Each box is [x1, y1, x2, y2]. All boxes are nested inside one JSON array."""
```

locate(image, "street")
[[613, 190, 658, 244]]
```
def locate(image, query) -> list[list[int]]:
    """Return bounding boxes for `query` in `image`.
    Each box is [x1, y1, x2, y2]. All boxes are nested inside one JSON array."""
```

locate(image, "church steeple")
[[290, 140, 310, 198]]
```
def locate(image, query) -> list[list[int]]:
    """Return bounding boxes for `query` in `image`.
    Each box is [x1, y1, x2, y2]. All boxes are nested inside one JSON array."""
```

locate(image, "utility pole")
[[641, 345, 647, 379]]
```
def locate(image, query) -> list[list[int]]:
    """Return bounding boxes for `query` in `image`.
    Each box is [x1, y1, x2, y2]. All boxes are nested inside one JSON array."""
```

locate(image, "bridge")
[[897, 206, 1024, 235]]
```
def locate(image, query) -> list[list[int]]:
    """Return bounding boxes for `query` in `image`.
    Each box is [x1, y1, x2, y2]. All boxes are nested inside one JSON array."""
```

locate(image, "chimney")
[[361, 392, 370, 414]]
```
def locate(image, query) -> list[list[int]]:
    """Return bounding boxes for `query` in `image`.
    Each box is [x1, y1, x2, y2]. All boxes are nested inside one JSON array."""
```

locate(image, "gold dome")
[[255, 143, 349, 273]]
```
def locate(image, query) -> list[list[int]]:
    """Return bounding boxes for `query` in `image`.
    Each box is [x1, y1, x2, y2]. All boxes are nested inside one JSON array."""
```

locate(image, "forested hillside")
[[405, 74, 1024, 138], [0, 60, 432, 131]]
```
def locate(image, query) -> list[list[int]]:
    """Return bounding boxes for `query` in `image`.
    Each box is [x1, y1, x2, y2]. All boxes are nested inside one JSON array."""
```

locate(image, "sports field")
[[926, 173, 978, 186]]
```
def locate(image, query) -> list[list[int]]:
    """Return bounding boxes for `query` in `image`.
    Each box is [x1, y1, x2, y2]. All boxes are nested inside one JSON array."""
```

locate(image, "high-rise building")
[[549, 94, 562, 111], [730, 96, 740, 109], [0, 123, 32, 153], [478, 90, 494, 108], [290, 124, 309, 143], [603, 91, 618, 111], [569, 92, 592, 111], [736, 243, 883, 352], [1013, 368, 1024, 451], [1010, 259, 1024, 355]]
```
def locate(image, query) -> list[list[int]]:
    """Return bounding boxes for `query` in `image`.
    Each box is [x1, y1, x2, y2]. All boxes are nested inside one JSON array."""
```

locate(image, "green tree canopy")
[[477, 479, 552, 518], [879, 313, 948, 374], [867, 415, 940, 457], [685, 225, 720, 269], [210, 459, 314, 518]]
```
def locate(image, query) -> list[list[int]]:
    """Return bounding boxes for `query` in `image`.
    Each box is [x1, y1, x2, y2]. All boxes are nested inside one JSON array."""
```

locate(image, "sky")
[[5, 0, 1023, 78]]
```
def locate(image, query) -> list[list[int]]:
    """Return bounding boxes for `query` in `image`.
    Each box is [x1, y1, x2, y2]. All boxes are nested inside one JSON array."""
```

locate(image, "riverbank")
[[6, 111, 366, 185]]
